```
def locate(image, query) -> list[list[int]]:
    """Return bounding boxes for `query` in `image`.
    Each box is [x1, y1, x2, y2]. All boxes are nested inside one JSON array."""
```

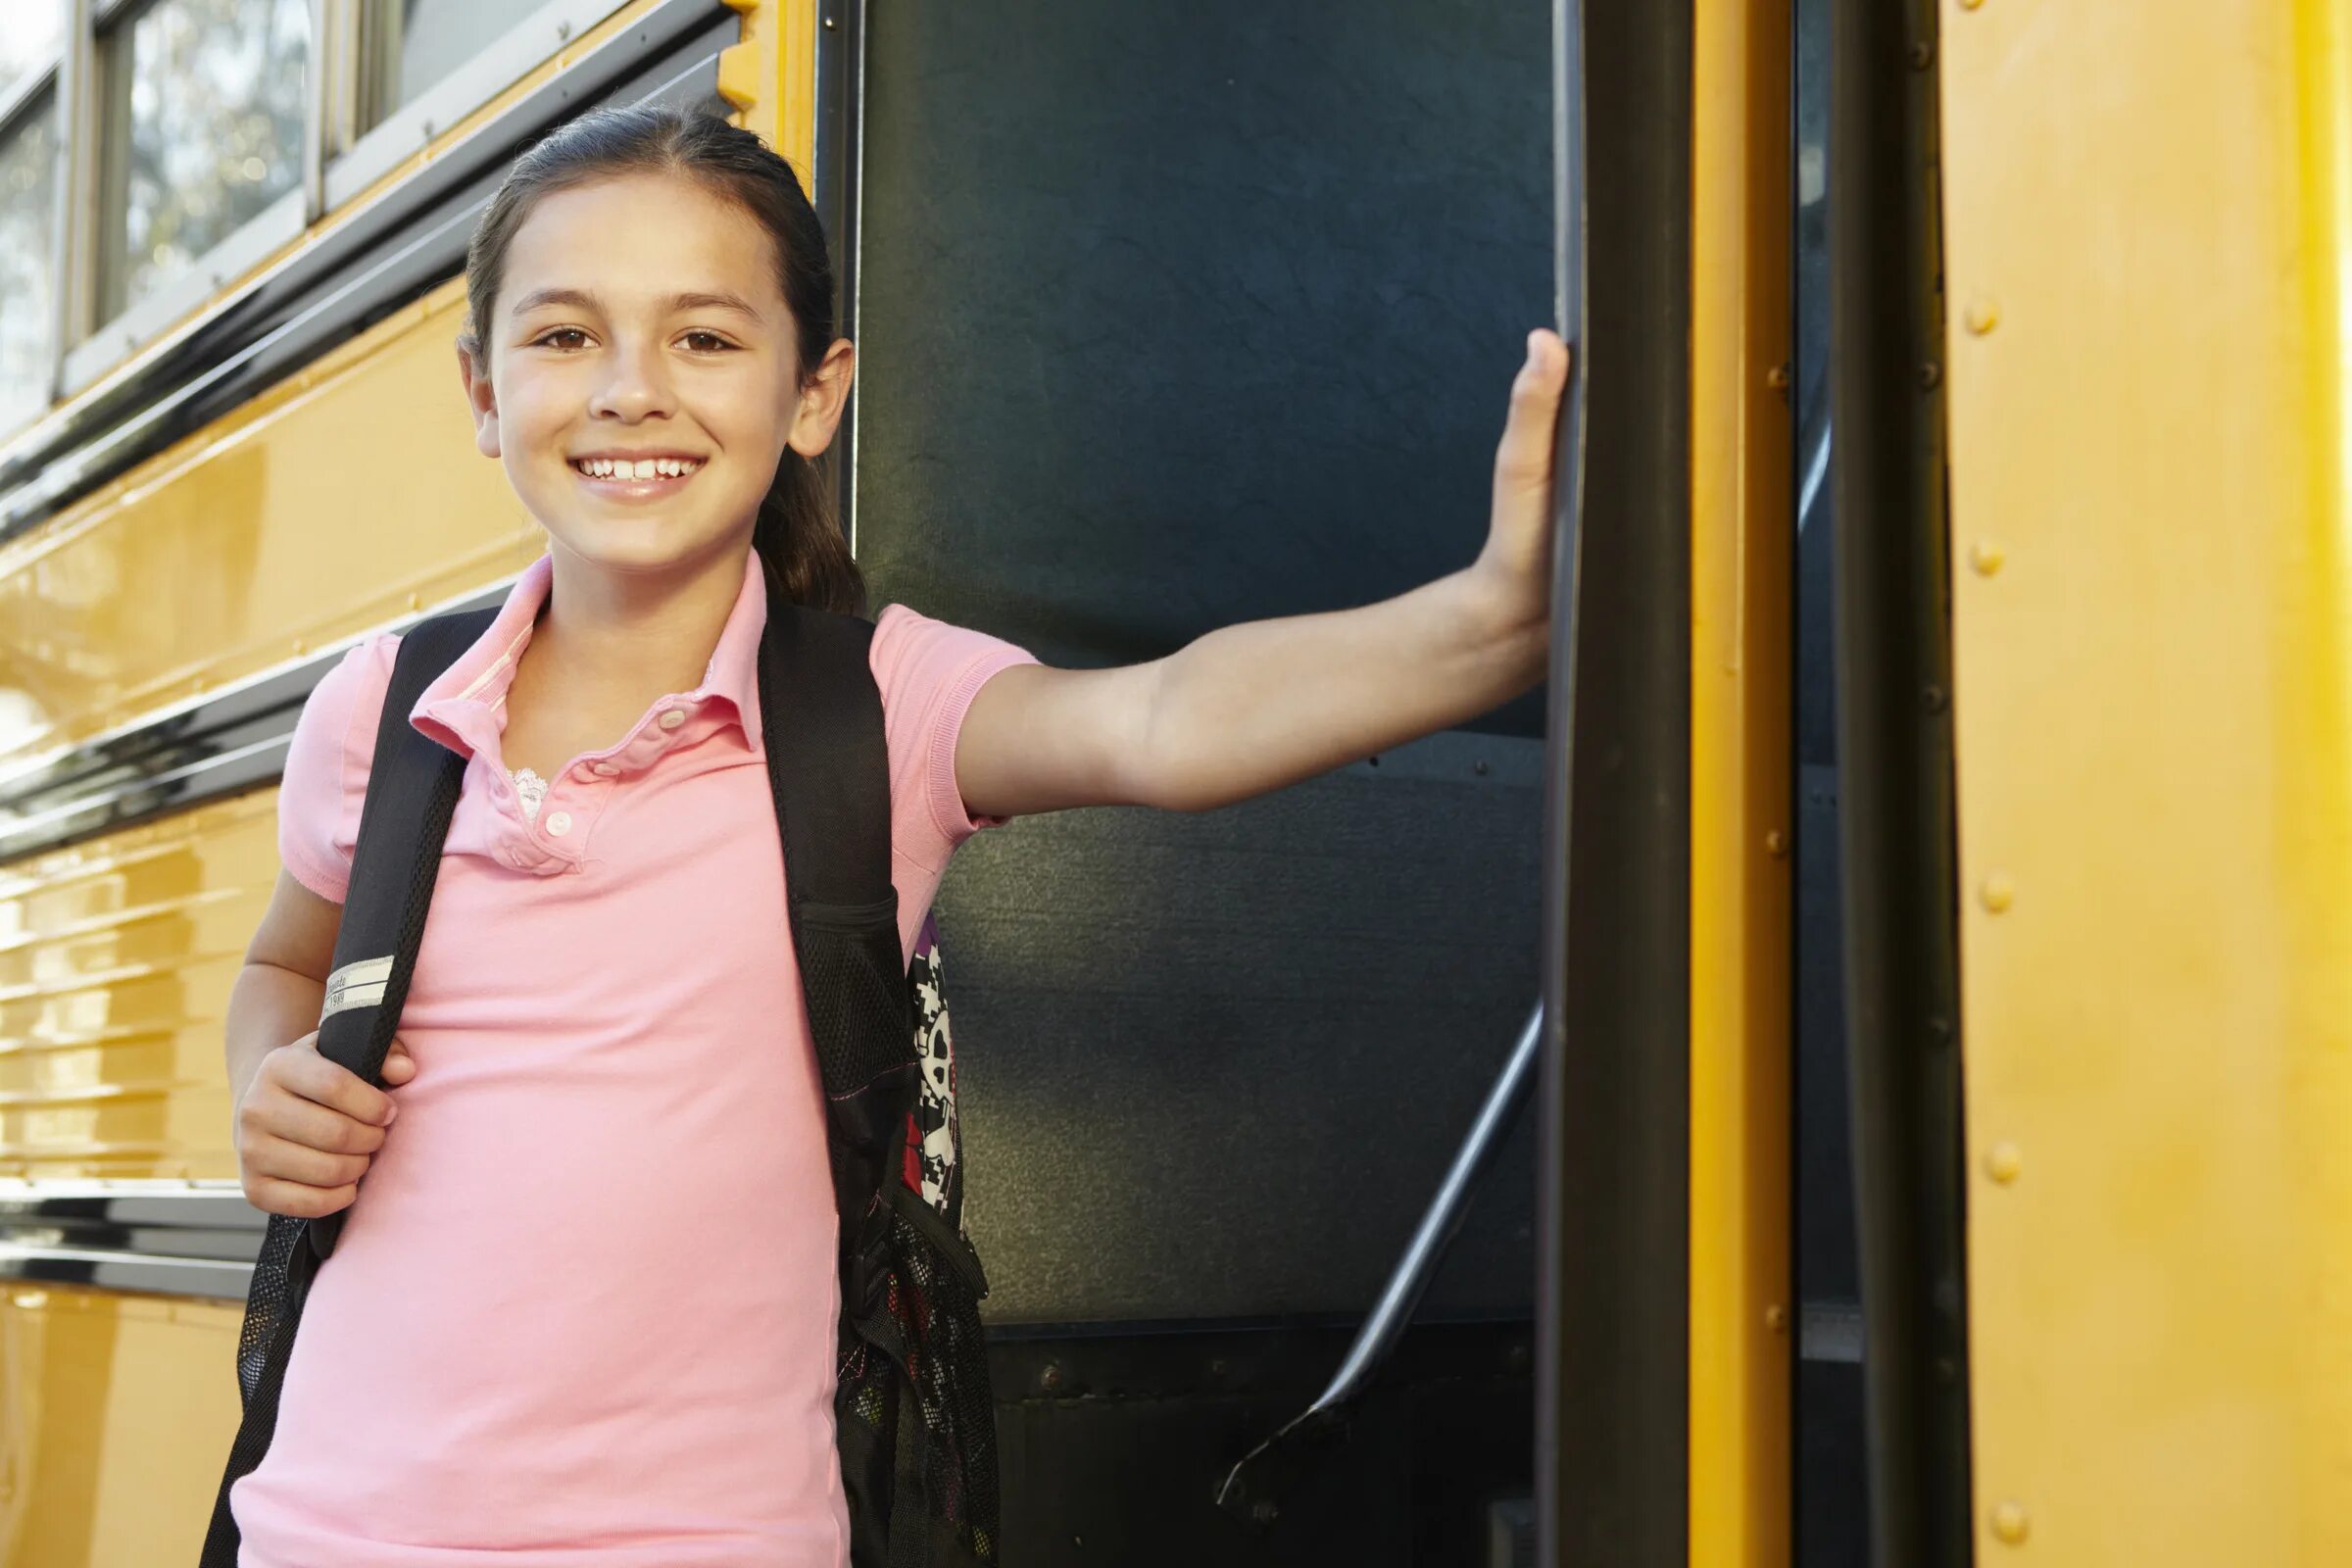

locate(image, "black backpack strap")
[[306, 607, 495, 1259], [757, 598, 911, 1250], [200, 608, 493, 1568], [758, 597, 937, 1567]]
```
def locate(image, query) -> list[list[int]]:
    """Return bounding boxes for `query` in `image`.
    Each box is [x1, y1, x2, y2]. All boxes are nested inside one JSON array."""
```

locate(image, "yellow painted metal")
[[717, 0, 820, 167], [0, 790, 287, 1179], [0, 1283, 241, 1566], [1687, 0, 1792, 1559], [0, 273, 544, 773], [1939, 1, 2352, 1562]]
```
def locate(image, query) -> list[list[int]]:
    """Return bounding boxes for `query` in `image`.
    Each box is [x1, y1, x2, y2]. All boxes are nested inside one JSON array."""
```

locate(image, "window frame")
[[47, 0, 636, 402]]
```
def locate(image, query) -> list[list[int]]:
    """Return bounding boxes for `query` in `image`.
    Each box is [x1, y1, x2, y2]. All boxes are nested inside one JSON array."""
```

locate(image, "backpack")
[[202, 592, 1002, 1567]]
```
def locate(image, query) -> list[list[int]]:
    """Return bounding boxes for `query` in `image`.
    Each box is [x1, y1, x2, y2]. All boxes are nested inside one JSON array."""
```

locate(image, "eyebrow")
[[507, 286, 766, 322]]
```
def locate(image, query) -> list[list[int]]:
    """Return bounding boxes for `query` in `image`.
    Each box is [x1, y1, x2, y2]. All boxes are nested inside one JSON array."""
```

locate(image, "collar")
[[409, 551, 767, 760]]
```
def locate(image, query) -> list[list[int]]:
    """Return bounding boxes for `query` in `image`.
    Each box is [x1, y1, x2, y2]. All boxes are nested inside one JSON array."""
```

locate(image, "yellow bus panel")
[[0, 1284, 239, 1567], [1940, 1, 2352, 1561]]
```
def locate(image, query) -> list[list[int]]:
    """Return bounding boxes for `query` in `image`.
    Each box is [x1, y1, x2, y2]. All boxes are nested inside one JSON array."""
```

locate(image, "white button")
[[658, 710, 686, 730], [593, 761, 620, 777], [544, 811, 572, 837]]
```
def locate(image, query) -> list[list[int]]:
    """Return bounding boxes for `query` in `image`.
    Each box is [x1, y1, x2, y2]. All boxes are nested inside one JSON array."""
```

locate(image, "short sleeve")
[[277, 634, 401, 904], [871, 603, 1041, 873]]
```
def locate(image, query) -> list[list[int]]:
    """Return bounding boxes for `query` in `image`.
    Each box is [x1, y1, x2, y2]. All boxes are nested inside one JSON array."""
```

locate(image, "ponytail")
[[754, 447, 865, 616]]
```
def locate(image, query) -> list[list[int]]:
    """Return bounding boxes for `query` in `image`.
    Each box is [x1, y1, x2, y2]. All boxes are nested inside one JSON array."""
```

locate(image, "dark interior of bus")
[[847, 1, 1869, 1562]]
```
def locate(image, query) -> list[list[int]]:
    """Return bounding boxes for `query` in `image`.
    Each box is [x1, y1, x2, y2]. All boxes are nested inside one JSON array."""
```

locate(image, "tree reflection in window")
[[362, 0, 548, 127], [0, 99, 58, 436], [99, 0, 311, 320]]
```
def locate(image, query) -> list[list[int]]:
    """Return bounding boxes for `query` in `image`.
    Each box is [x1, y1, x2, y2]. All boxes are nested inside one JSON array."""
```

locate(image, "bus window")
[[0, 89, 60, 437], [355, 0, 561, 128], [92, 0, 312, 321], [0, 1, 64, 97]]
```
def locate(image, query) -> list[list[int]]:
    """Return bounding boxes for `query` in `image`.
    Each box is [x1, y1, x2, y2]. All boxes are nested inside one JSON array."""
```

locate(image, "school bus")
[[0, 0, 2343, 1565]]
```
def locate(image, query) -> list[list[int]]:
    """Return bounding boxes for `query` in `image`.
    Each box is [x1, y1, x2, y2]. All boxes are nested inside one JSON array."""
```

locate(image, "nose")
[[588, 336, 677, 422]]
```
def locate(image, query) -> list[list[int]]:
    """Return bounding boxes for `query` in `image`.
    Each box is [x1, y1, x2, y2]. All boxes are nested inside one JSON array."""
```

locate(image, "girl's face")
[[457, 172, 852, 580]]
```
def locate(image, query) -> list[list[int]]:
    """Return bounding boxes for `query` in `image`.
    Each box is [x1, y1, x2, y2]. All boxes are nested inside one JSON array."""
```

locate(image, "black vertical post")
[[1536, 0, 1695, 1562], [1826, 0, 1976, 1560]]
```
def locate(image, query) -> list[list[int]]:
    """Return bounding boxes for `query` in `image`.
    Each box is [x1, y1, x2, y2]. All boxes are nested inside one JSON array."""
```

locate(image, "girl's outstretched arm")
[[956, 329, 1570, 819]]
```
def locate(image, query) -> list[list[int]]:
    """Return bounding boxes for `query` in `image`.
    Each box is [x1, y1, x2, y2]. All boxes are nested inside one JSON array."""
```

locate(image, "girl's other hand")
[[234, 1032, 412, 1219], [1468, 328, 1573, 638]]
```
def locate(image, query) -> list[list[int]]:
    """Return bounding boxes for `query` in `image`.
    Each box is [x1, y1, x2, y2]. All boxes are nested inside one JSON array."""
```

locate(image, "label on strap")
[[319, 955, 394, 1020]]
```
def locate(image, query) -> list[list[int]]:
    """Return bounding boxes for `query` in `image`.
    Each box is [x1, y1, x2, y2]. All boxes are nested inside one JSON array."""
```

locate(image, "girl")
[[222, 106, 1565, 1566]]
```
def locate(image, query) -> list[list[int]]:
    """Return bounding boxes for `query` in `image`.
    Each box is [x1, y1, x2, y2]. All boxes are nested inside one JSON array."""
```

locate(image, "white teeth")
[[574, 458, 701, 479]]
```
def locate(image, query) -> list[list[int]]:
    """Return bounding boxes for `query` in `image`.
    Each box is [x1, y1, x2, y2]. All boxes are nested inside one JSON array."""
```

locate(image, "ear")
[[785, 337, 858, 460], [456, 342, 502, 460]]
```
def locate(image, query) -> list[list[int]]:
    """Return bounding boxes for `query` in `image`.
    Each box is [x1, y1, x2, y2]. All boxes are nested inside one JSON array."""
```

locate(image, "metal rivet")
[[1765, 829, 1789, 858], [1981, 875, 2015, 912], [1039, 1361, 1063, 1393], [1765, 1303, 1789, 1333], [1985, 1142, 2023, 1184], [1959, 0, 1985, 10], [1991, 1501, 2030, 1544], [1923, 684, 1948, 713], [406, 592, 422, 611], [1918, 360, 1942, 390], [1971, 540, 2006, 575], [1766, 362, 1790, 390], [1472, 760, 1490, 776], [1908, 39, 1935, 68], [1966, 298, 2000, 335], [556, 20, 571, 38], [291, 638, 307, 656]]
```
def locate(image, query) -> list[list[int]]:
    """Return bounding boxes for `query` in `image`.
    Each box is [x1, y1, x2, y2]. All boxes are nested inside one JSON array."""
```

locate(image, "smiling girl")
[[218, 106, 1564, 1566]]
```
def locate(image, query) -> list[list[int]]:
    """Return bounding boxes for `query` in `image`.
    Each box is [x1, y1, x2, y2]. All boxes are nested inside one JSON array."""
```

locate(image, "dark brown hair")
[[454, 105, 863, 614]]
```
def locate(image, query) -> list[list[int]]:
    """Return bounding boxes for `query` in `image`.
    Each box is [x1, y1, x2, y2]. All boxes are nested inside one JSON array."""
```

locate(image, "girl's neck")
[[523, 540, 752, 709]]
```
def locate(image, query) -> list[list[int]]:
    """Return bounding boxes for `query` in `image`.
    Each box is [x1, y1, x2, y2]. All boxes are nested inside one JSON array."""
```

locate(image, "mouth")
[[567, 455, 707, 499]]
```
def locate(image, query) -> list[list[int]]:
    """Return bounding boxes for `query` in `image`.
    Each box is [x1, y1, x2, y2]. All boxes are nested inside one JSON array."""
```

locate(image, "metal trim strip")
[[0, 578, 514, 866], [0, 1247, 253, 1301], [0, 1182, 265, 1302]]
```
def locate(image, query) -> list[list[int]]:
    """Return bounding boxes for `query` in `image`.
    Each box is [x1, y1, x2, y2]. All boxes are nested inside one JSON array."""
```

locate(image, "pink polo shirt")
[[230, 551, 1037, 1567]]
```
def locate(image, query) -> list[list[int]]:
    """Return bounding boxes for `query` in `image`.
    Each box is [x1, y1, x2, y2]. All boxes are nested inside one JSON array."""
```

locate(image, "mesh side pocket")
[[889, 1209, 1001, 1560], [236, 1214, 305, 1400], [833, 1213, 1001, 1564], [799, 909, 915, 1097]]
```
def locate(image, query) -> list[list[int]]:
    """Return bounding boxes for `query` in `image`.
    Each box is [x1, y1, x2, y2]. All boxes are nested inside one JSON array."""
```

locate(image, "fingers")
[[243, 1131, 374, 1191], [379, 1037, 417, 1087], [1495, 328, 1573, 488], [278, 1041, 399, 1126], [242, 1174, 360, 1220], [246, 1091, 389, 1157]]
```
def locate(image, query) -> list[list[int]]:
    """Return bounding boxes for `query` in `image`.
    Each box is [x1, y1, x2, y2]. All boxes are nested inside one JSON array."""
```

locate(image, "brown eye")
[[681, 330, 734, 353], [533, 327, 590, 351]]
